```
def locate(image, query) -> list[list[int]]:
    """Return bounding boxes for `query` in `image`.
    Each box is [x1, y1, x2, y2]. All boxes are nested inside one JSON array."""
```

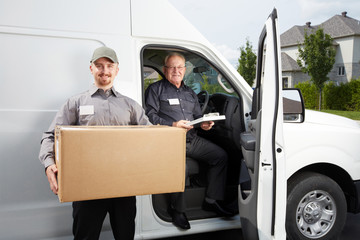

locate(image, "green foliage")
[[321, 109, 360, 120], [237, 39, 257, 86], [297, 28, 336, 109], [199, 74, 225, 94], [294, 81, 318, 109], [348, 78, 360, 111], [295, 77, 360, 111], [144, 74, 162, 90], [323, 82, 351, 110]]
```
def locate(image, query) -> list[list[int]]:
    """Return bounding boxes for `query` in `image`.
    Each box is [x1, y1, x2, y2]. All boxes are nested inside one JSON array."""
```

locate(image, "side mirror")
[[282, 88, 305, 123]]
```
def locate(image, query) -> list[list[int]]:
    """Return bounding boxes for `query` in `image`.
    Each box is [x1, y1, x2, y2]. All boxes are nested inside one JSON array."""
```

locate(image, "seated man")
[[145, 52, 233, 230]]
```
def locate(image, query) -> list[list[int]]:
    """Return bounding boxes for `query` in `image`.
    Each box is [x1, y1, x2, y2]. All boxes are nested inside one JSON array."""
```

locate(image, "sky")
[[169, 0, 360, 66]]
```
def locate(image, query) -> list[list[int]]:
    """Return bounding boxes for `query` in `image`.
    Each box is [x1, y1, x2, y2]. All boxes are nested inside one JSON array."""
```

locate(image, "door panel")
[[239, 9, 286, 240]]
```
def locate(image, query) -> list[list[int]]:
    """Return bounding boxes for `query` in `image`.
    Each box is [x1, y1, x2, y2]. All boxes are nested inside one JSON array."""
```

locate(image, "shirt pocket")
[[78, 108, 96, 125], [159, 94, 178, 113], [182, 93, 197, 112], [183, 92, 196, 103]]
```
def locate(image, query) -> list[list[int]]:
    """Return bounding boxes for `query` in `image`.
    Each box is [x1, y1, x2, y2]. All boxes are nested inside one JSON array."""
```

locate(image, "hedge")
[[294, 77, 360, 111]]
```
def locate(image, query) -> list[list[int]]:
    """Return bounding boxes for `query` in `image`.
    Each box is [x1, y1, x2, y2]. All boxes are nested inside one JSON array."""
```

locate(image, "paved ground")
[[339, 213, 360, 240], [161, 213, 360, 240]]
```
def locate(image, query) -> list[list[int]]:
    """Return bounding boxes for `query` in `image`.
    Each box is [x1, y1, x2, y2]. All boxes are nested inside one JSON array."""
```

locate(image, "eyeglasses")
[[165, 66, 185, 71]]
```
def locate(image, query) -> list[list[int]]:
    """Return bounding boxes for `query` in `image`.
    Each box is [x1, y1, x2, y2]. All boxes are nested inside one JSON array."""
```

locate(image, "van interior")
[[142, 46, 248, 221]]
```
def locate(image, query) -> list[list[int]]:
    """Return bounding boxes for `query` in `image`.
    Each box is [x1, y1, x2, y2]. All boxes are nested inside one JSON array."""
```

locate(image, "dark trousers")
[[171, 135, 228, 212], [72, 196, 136, 240]]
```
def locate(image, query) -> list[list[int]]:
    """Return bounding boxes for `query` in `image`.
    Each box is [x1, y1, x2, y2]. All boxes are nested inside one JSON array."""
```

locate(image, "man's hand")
[[46, 164, 58, 195], [200, 121, 214, 131], [172, 120, 193, 130]]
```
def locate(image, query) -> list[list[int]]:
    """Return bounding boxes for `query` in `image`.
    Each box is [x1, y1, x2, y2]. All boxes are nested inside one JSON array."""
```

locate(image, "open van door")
[[239, 9, 287, 240]]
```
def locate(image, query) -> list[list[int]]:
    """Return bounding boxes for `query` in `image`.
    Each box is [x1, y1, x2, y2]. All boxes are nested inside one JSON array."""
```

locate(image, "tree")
[[199, 74, 225, 94], [297, 28, 336, 110], [144, 74, 162, 90], [237, 39, 257, 87]]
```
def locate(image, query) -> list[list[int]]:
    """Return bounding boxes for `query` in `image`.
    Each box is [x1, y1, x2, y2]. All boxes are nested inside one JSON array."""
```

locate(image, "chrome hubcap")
[[303, 202, 322, 223], [296, 190, 336, 238]]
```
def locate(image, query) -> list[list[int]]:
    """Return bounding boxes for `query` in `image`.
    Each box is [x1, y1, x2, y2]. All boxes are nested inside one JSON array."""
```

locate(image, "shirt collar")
[[89, 84, 119, 97], [164, 79, 186, 90]]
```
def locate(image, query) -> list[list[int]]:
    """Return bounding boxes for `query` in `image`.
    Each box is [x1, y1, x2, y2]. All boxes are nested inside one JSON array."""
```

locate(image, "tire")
[[286, 172, 347, 240]]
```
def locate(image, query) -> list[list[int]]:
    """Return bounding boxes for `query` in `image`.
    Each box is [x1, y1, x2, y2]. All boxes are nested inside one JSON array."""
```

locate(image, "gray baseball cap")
[[90, 46, 119, 63]]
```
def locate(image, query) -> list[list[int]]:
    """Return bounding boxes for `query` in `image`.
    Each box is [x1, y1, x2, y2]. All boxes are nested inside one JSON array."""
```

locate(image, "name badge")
[[79, 105, 94, 115], [168, 98, 180, 105]]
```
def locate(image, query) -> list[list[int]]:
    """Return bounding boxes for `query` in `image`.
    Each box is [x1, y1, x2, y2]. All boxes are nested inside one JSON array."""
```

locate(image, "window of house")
[[338, 66, 345, 76], [283, 77, 289, 89]]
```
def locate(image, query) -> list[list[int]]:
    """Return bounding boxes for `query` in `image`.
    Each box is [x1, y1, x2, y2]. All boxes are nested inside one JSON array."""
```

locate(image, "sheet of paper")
[[186, 113, 226, 126]]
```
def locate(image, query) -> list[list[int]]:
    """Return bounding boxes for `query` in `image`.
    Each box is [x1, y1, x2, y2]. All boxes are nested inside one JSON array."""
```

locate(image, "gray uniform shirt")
[[39, 85, 151, 168]]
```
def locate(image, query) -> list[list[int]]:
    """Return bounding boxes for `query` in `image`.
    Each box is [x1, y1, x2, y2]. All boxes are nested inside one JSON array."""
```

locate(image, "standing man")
[[145, 52, 233, 230], [39, 46, 151, 239]]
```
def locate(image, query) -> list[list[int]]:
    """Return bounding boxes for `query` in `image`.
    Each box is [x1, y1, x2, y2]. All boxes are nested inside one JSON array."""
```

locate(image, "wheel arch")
[[288, 163, 359, 213]]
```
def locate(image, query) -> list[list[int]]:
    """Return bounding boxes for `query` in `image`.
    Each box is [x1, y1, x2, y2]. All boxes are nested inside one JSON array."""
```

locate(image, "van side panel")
[[131, 0, 209, 44], [0, 0, 131, 35], [0, 33, 103, 239], [0, 1, 136, 239]]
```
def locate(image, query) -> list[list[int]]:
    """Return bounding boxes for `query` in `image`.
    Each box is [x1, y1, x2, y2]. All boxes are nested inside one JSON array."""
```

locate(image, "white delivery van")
[[0, 0, 359, 240]]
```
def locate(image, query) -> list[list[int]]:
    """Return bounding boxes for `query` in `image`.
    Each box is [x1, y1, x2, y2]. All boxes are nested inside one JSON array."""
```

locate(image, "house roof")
[[145, 70, 160, 80], [281, 12, 360, 47], [281, 52, 301, 72]]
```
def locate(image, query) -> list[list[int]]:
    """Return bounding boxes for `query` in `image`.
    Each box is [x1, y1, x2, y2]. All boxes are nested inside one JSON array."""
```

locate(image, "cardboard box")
[[55, 125, 186, 202]]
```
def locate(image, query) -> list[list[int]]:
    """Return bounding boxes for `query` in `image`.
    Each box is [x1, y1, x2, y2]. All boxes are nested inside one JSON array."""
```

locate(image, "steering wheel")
[[197, 90, 209, 114]]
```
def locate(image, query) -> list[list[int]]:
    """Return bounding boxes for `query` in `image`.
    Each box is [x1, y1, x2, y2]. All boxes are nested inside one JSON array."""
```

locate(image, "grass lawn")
[[317, 109, 360, 120]]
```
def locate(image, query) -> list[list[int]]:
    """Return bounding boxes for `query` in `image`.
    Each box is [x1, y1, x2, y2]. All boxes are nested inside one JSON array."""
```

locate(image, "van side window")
[[142, 48, 236, 98]]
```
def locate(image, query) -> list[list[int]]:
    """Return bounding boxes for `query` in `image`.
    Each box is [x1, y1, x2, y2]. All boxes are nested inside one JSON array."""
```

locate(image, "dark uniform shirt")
[[145, 79, 202, 140]]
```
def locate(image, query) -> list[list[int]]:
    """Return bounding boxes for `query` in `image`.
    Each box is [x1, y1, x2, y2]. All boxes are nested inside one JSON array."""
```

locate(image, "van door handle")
[[262, 162, 271, 167]]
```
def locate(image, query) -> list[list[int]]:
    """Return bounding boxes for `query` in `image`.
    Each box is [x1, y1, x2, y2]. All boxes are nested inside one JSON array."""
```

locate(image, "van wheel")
[[286, 172, 346, 240]]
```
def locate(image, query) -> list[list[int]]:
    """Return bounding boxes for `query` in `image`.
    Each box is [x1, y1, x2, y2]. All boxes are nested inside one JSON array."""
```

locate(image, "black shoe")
[[202, 200, 235, 217], [168, 206, 191, 230], [224, 199, 239, 215]]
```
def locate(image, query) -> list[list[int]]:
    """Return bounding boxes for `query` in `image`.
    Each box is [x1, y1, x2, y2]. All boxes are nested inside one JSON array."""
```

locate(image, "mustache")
[[99, 73, 111, 77]]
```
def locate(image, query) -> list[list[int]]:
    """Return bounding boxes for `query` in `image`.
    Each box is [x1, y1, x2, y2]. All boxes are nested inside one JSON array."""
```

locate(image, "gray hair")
[[164, 52, 186, 66]]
